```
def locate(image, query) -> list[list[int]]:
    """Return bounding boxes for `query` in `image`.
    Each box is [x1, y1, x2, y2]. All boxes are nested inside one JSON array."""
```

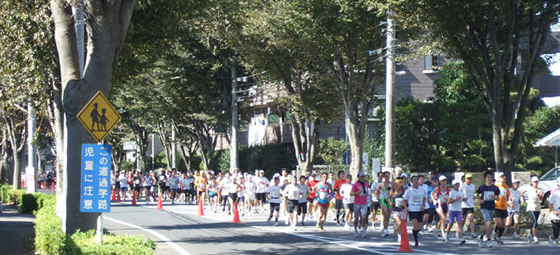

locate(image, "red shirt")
[[333, 179, 347, 200], [307, 179, 318, 199]]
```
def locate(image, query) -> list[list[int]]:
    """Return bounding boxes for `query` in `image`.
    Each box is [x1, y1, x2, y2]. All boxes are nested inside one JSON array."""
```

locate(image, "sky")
[[546, 23, 560, 76]]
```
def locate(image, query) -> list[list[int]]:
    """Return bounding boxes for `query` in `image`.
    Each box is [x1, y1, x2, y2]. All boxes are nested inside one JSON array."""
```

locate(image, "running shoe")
[[471, 233, 478, 239], [533, 236, 539, 243], [361, 229, 367, 238], [414, 242, 419, 247], [496, 237, 504, 244], [443, 234, 448, 243], [267, 217, 272, 223], [275, 222, 279, 226], [397, 234, 401, 243], [344, 223, 350, 230], [491, 231, 496, 241], [478, 237, 484, 248], [549, 235, 553, 247], [355, 231, 359, 238], [528, 234, 533, 243], [285, 218, 289, 225], [316, 221, 321, 228], [487, 240, 493, 248], [433, 229, 438, 238], [513, 233, 520, 239], [459, 239, 466, 245]]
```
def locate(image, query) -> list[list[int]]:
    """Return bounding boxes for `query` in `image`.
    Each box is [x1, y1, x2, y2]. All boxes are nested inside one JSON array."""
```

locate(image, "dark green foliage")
[[18, 193, 39, 213], [214, 144, 297, 175]]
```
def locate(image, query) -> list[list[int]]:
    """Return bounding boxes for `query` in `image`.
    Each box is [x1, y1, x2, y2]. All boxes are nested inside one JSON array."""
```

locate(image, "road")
[[104, 200, 559, 255]]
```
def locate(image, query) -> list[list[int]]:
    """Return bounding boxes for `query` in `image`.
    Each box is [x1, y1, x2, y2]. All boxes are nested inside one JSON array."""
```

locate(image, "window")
[[423, 55, 441, 74]]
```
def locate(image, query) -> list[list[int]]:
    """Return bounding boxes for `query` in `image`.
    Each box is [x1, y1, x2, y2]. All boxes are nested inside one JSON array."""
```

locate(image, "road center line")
[[104, 215, 193, 255]]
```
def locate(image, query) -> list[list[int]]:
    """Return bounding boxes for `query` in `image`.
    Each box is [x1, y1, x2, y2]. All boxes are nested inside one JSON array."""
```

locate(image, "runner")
[[340, 174, 354, 230], [423, 177, 439, 235], [180, 173, 191, 204], [245, 175, 257, 213], [196, 173, 208, 207], [169, 171, 181, 204], [521, 176, 544, 243], [377, 171, 392, 237], [307, 174, 319, 221], [267, 176, 282, 226], [220, 172, 231, 213], [460, 173, 477, 238], [370, 172, 383, 229], [549, 177, 560, 247], [237, 177, 246, 216], [492, 172, 510, 244], [391, 176, 407, 242], [507, 179, 521, 239], [157, 170, 167, 201], [476, 170, 500, 248], [143, 172, 152, 203], [350, 171, 369, 238], [315, 172, 333, 231], [432, 175, 450, 240], [228, 177, 240, 216], [208, 177, 219, 212], [403, 175, 426, 247], [256, 170, 269, 212], [445, 179, 466, 244], [333, 170, 347, 225], [298, 175, 310, 225], [283, 176, 302, 231], [118, 171, 129, 201]]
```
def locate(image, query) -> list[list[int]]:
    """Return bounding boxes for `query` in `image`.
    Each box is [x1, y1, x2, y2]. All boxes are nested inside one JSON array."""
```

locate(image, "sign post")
[[77, 91, 122, 143]]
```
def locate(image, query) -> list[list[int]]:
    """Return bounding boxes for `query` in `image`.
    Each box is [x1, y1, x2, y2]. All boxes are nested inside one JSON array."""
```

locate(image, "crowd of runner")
[[111, 167, 560, 248]]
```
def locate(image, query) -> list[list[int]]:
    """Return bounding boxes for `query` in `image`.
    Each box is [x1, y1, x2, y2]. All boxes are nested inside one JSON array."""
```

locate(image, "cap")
[[465, 173, 473, 179], [431, 177, 438, 182], [439, 175, 447, 181], [496, 172, 505, 178], [531, 176, 539, 182], [259, 169, 264, 173], [401, 173, 408, 178], [358, 171, 366, 177], [452, 179, 460, 186], [512, 179, 520, 183]]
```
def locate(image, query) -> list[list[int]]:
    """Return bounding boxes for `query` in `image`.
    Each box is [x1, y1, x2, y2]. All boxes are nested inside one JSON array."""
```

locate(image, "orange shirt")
[[495, 182, 510, 210], [197, 176, 208, 191], [333, 179, 347, 200]]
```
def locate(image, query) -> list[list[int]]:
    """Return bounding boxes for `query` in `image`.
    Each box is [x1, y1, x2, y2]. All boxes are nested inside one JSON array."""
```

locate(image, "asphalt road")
[[104, 200, 560, 255]]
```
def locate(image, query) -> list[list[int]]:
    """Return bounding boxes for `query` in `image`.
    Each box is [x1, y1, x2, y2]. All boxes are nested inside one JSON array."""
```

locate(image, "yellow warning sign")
[[77, 91, 121, 143]]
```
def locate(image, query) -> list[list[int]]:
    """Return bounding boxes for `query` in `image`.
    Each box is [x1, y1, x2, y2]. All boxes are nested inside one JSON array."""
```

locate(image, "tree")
[[50, 0, 135, 234], [388, 0, 560, 182]]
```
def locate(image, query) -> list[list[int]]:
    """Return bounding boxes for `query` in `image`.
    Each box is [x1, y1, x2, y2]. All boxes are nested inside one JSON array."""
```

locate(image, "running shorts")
[[229, 193, 238, 202], [381, 198, 391, 209], [461, 207, 474, 218], [481, 208, 495, 221], [308, 197, 317, 203], [344, 203, 354, 212], [354, 204, 368, 218], [438, 203, 448, 214], [270, 202, 280, 212], [371, 201, 380, 211], [198, 190, 206, 196], [209, 192, 218, 198], [287, 199, 299, 213], [507, 210, 520, 217], [318, 202, 329, 209], [448, 211, 462, 224], [298, 202, 308, 215], [408, 211, 423, 222], [256, 193, 266, 203], [335, 199, 343, 211], [494, 209, 507, 219]]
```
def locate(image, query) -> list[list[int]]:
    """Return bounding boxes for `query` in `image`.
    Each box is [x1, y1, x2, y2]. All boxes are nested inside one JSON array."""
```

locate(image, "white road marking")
[[104, 216, 193, 255]]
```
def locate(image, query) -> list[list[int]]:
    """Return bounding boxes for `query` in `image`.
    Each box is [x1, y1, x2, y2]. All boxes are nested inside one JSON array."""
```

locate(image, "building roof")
[[534, 128, 560, 147]]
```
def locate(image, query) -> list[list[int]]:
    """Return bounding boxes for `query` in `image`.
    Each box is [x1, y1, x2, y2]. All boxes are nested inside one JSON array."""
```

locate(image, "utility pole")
[[25, 103, 36, 193], [171, 122, 176, 169], [384, 15, 396, 172], [230, 60, 239, 173]]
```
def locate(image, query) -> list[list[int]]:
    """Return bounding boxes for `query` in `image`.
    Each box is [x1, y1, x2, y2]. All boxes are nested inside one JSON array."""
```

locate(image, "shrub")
[[1, 185, 13, 202], [34, 194, 155, 255], [18, 193, 39, 213]]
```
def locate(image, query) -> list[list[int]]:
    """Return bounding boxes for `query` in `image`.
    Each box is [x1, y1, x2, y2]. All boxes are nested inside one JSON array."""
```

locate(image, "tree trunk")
[[346, 104, 365, 179], [51, 0, 135, 234], [291, 117, 319, 176]]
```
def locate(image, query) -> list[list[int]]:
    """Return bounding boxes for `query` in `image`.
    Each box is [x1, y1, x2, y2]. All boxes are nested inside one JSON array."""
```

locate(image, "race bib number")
[[484, 191, 495, 201], [412, 195, 422, 204], [499, 188, 507, 197], [395, 198, 404, 207], [319, 192, 328, 200]]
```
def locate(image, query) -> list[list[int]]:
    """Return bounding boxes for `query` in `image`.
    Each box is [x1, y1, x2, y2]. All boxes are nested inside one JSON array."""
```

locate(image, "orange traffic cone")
[[131, 193, 138, 206], [116, 190, 121, 202], [397, 219, 414, 252], [111, 189, 116, 202], [42, 182, 46, 189], [156, 193, 163, 210], [51, 182, 55, 191], [198, 197, 205, 216], [232, 202, 241, 223]]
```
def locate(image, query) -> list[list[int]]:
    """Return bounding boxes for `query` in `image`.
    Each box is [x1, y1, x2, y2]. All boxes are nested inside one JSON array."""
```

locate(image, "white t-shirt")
[[244, 181, 256, 196], [118, 175, 128, 188], [283, 184, 301, 200], [298, 184, 310, 203], [549, 192, 560, 221], [267, 185, 282, 204], [460, 183, 476, 208], [370, 181, 380, 202], [220, 178, 230, 194], [449, 190, 463, 212], [509, 188, 521, 212], [403, 187, 425, 212], [340, 183, 354, 204], [257, 177, 269, 193], [143, 176, 151, 187]]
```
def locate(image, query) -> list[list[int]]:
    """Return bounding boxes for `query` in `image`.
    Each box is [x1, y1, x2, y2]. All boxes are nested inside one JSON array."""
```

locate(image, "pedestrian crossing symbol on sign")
[[77, 91, 121, 143]]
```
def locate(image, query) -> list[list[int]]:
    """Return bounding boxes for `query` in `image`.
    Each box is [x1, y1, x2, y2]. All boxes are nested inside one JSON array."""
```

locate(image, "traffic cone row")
[[111, 189, 116, 202], [197, 197, 205, 216], [232, 201, 241, 223], [397, 219, 414, 252], [42, 182, 46, 189], [131, 193, 138, 206], [51, 182, 55, 191], [116, 190, 121, 202]]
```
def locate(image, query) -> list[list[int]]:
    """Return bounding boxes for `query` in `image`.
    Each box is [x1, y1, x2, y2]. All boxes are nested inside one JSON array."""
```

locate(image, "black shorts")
[[335, 199, 343, 210], [495, 209, 507, 219], [424, 208, 439, 223], [287, 199, 299, 213], [229, 193, 238, 202], [409, 211, 424, 222], [270, 202, 280, 212], [308, 197, 316, 203], [344, 203, 354, 212], [256, 193, 266, 203], [198, 190, 206, 196], [371, 201, 381, 211], [298, 202, 308, 215], [165, 186, 171, 192], [239, 196, 245, 202], [182, 189, 190, 194], [462, 207, 474, 218], [134, 186, 142, 192]]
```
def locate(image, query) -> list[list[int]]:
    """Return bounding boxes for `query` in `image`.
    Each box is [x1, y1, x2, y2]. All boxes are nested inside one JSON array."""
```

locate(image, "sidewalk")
[[0, 203, 36, 255]]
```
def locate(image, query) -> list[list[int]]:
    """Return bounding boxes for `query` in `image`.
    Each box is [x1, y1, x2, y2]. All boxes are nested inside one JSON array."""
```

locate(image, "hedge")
[[1, 184, 26, 204], [34, 194, 155, 255]]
